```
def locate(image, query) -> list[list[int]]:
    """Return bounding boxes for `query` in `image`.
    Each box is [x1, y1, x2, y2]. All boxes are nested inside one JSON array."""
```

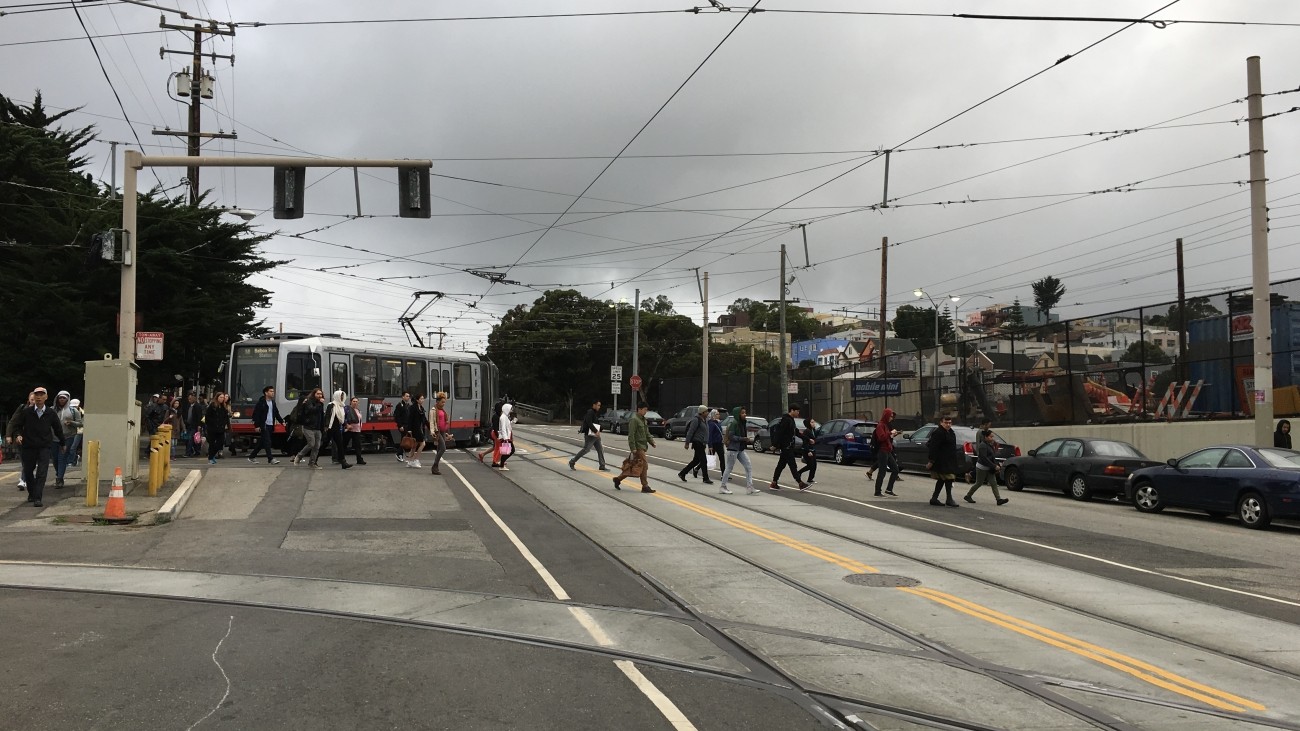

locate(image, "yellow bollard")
[[159, 424, 173, 483], [148, 432, 162, 496], [85, 440, 100, 507]]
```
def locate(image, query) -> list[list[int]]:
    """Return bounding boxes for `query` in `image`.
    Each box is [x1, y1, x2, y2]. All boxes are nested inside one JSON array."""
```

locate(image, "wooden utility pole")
[[779, 245, 789, 413], [879, 236, 889, 407], [154, 18, 237, 204], [701, 271, 710, 405], [1175, 238, 1187, 383]]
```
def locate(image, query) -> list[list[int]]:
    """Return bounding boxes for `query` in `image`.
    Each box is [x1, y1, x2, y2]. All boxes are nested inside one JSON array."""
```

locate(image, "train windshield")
[[231, 345, 278, 403]]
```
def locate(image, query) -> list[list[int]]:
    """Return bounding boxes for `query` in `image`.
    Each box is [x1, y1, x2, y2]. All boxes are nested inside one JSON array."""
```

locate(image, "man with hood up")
[[53, 390, 82, 488], [872, 408, 901, 497]]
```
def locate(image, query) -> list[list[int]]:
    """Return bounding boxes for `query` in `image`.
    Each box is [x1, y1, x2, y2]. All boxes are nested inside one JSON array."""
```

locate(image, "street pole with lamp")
[[914, 288, 941, 416]]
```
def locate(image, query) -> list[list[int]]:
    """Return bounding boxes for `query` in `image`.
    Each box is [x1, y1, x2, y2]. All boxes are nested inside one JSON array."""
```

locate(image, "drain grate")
[[843, 573, 921, 588]]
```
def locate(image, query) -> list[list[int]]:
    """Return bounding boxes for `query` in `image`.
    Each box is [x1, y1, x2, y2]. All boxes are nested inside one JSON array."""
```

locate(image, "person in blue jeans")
[[247, 386, 284, 465]]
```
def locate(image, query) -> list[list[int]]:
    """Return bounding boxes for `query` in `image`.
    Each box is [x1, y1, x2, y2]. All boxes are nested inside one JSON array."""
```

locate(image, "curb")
[[156, 469, 203, 523]]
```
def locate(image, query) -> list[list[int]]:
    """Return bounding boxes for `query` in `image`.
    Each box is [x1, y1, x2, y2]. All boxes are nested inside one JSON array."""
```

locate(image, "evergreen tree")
[[1004, 299, 1028, 333], [0, 92, 278, 404]]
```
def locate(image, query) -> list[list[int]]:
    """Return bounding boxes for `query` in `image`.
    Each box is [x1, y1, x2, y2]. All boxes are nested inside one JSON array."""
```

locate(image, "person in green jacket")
[[613, 403, 656, 493]]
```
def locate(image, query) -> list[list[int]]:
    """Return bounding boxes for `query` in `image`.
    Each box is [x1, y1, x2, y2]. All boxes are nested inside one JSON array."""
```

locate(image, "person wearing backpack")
[[769, 403, 808, 491], [677, 406, 712, 484], [718, 406, 755, 494]]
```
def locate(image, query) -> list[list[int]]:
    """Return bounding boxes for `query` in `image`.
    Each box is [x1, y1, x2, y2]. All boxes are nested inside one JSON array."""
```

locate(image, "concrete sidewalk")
[[0, 460, 202, 528]]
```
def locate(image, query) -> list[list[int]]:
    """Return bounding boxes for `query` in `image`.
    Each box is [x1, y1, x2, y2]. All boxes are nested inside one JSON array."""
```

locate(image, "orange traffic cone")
[[103, 468, 127, 521]]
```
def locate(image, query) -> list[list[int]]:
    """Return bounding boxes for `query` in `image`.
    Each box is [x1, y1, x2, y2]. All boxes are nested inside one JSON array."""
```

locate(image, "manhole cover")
[[843, 573, 921, 588]]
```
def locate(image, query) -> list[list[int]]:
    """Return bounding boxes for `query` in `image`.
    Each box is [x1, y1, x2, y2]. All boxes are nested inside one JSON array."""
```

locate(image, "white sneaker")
[[746, 487, 759, 494], [411, 460, 422, 468], [397, 453, 406, 462], [719, 488, 733, 494], [17, 481, 26, 489]]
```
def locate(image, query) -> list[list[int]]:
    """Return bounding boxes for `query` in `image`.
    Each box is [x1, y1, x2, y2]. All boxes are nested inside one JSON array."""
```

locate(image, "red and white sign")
[[135, 331, 164, 361], [1230, 314, 1253, 341], [630, 375, 643, 391]]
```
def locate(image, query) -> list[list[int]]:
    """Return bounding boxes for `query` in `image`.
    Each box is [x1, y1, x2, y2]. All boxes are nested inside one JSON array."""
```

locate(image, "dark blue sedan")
[[812, 419, 876, 465], [1125, 445, 1300, 529]]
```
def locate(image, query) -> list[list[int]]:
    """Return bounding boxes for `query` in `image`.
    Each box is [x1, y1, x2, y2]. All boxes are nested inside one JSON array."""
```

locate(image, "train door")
[[451, 361, 478, 441], [429, 360, 450, 435], [328, 353, 350, 399]]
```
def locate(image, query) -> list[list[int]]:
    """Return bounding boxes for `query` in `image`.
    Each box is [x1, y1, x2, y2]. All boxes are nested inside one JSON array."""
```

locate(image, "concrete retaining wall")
[[993, 421, 1256, 463]]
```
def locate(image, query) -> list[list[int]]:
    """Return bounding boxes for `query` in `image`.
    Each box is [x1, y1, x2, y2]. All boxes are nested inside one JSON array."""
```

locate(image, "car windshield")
[[746, 418, 765, 429], [646, 411, 662, 419], [1257, 447, 1300, 469], [1090, 440, 1145, 458]]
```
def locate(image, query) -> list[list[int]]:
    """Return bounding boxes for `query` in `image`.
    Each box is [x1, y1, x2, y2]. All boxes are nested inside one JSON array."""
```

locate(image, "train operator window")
[[381, 359, 403, 396], [354, 357, 378, 395], [405, 360, 426, 399], [454, 364, 473, 399], [285, 352, 321, 402]]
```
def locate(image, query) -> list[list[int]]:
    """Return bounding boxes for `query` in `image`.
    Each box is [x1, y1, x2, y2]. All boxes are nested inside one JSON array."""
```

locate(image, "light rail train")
[[225, 334, 499, 453]]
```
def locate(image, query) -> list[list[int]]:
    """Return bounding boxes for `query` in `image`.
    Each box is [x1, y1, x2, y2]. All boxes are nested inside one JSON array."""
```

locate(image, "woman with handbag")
[[204, 392, 231, 465], [430, 392, 449, 475], [405, 393, 428, 469], [496, 403, 515, 470]]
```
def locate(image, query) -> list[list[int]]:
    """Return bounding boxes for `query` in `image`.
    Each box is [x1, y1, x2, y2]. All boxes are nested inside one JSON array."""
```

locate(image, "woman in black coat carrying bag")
[[926, 416, 960, 507]]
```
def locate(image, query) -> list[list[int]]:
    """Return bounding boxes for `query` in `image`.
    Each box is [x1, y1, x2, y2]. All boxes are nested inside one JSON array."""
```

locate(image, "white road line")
[[816, 491, 1300, 609], [445, 462, 701, 730], [614, 660, 698, 730], [0, 472, 18, 482]]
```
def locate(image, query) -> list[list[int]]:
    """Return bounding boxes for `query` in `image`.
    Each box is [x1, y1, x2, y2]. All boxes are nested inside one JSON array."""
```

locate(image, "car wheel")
[[665, 427, 676, 440], [1069, 474, 1092, 501], [1132, 481, 1164, 513], [835, 446, 848, 465], [1237, 492, 1271, 529], [1003, 466, 1024, 492]]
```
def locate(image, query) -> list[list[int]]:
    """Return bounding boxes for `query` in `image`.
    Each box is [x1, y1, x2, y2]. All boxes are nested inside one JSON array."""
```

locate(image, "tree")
[[1004, 298, 1028, 333], [640, 294, 675, 315], [1120, 340, 1171, 365], [891, 304, 953, 349], [1031, 276, 1066, 322], [1147, 296, 1222, 328], [0, 92, 276, 404]]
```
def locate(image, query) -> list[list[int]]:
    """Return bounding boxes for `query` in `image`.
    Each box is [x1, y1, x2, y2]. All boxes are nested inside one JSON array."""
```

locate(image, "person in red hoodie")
[[871, 408, 901, 497]]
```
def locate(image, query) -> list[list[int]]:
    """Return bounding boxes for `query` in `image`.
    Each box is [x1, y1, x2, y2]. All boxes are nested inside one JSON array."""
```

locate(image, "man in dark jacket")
[[769, 403, 808, 491], [248, 386, 284, 465], [677, 406, 712, 484], [926, 416, 960, 507], [143, 394, 166, 435], [569, 398, 608, 471], [13, 386, 64, 507]]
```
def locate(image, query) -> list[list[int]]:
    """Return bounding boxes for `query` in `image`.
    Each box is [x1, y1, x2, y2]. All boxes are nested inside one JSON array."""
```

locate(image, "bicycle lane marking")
[[444, 461, 700, 730]]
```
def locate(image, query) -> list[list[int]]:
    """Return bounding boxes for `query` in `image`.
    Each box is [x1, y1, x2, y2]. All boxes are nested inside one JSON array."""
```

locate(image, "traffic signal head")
[[273, 166, 306, 219], [398, 167, 431, 219]]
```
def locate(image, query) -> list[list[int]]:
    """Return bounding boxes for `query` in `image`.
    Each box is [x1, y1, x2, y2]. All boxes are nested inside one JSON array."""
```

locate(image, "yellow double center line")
[[527, 440, 1264, 712]]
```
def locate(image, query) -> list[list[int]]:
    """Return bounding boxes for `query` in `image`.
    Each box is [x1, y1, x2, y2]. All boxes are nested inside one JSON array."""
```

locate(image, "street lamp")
[[610, 298, 627, 410], [915, 288, 941, 411]]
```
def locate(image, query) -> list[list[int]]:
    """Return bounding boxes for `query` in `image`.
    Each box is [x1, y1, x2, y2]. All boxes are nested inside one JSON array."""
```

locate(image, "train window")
[[405, 360, 426, 400], [454, 363, 473, 399], [442, 369, 450, 398], [354, 357, 378, 395], [331, 361, 349, 395], [429, 366, 441, 396], [285, 352, 321, 402], [381, 359, 403, 396], [231, 345, 278, 403]]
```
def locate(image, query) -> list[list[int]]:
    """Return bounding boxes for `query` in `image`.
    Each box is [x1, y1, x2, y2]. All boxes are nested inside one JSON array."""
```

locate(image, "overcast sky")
[[6, 0, 1300, 350]]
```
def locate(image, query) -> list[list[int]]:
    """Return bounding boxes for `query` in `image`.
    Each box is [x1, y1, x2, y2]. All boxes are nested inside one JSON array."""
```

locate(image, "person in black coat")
[[926, 416, 960, 507], [248, 386, 284, 465], [12, 386, 64, 507], [204, 392, 232, 464], [769, 404, 808, 491], [1275, 419, 1292, 449], [404, 393, 429, 469]]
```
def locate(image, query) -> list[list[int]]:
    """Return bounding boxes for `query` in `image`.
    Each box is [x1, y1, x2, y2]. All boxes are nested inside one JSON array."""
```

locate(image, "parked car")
[[1126, 445, 1300, 529], [664, 405, 725, 440], [1001, 438, 1161, 500], [811, 419, 875, 465], [598, 409, 631, 433], [720, 415, 766, 446], [892, 424, 1019, 478], [645, 410, 667, 437], [754, 416, 805, 453]]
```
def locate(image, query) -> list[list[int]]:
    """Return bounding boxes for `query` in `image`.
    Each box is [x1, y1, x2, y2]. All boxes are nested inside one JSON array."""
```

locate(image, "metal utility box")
[[83, 356, 141, 483]]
